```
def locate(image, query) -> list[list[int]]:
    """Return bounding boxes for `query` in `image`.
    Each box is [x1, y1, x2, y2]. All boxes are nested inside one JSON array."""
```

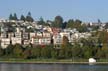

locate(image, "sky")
[[0, 0, 108, 22]]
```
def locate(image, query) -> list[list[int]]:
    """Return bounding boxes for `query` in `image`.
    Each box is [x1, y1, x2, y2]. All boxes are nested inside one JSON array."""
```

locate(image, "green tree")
[[83, 47, 93, 58], [38, 17, 45, 25], [71, 44, 82, 58], [101, 44, 108, 58], [13, 44, 23, 58], [96, 49, 105, 58], [58, 49, 65, 59], [51, 48, 58, 59], [26, 12, 34, 22], [31, 46, 41, 58], [66, 19, 74, 28], [78, 24, 89, 32], [52, 15, 63, 28], [41, 47, 51, 58], [22, 46, 31, 59], [0, 47, 4, 57], [13, 13, 18, 20], [5, 44, 14, 56], [9, 13, 13, 20], [20, 15, 25, 21]]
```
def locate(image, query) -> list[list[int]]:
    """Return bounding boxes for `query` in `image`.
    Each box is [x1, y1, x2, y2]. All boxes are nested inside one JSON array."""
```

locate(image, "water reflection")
[[0, 63, 108, 71]]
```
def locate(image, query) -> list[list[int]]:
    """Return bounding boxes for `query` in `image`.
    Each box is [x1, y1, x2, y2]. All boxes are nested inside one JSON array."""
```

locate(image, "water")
[[0, 63, 108, 71]]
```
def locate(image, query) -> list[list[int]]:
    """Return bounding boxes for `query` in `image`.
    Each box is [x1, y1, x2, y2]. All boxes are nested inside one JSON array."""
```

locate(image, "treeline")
[[0, 42, 108, 59], [0, 44, 96, 59], [9, 12, 34, 22], [8, 12, 106, 33]]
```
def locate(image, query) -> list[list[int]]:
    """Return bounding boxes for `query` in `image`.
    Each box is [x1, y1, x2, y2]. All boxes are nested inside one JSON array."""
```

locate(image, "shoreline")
[[0, 61, 108, 64], [0, 59, 108, 64]]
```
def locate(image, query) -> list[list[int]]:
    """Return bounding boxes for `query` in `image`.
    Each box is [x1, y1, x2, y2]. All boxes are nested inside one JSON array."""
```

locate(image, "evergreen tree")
[[38, 17, 45, 25], [13, 13, 18, 20], [26, 12, 34, 22], [20, 15, 25, 21], [9, 13, 13, 20]]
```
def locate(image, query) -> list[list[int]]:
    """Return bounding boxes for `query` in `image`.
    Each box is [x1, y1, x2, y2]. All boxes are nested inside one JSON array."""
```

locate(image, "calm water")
[[0, 63, 108, 71]]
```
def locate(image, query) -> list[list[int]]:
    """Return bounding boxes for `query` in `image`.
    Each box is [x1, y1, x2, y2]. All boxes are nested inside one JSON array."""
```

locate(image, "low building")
[[0, 32, 7, 38], [14, 32, 22, 38], [53, 34, 62, 45], [31, 36, 51, 45], [30, 32, 36, 39], [8, 33, 15, 39], [23, 39, 30, 45], [11, 37, 22, 45], [1, 38, 10, 49], [23, 32, 29, 40]]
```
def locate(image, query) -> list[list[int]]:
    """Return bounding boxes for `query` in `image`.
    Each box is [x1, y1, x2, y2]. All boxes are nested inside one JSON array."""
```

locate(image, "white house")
[[11, 37, 22, 45], [1, 38, 10, 49]]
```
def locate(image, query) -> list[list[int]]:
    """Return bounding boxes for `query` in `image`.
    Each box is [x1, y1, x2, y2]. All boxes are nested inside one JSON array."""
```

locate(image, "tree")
[[9, 13, 13, 20], [31, 46, 41, 58], [62, 22, 67, 29], [58, 49, 65, 59], [5, 44, 14, 56], [52, 15, 63, 28], [0, 47, 4, 56], [41, 47, 51, 58], [61, 36, 69, 48], [37, 17, 45, 25], [77, 24, 89, 32], [13, 44, 23, 58], [51, 48, 58, 59], [26, 12, 34, 22], [22, 46, 31, 59], [20, 15, 25, 21], [72, 44, 82, 58], [13, 13, 18, 20], [66, 19, 74, 28]]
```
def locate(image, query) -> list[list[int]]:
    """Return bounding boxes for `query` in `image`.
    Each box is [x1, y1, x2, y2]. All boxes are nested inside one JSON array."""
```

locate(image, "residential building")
[[11, 37, 22, 45], [22, 32, 29, 40], [1, 38, 10, 49], [31, 36, 51, 45], [14, 32, 22, 38], [23, 39, 30, 45], [0, 32, 7, 38]]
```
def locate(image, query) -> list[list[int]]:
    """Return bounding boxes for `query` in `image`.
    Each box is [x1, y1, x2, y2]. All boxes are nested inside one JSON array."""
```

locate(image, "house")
[[42, 32, 51, 37], [14, 32, 22, 38], [51, 28, 61, 35], [11, 37, 22, 45], [31, 32, 51, 45], [53, 33, 62, 48], [22, 32, 29, 40], [1, 38, 10, 49], [36, 32, 42, 37], [53, 34, 62, 45], [23, 39, 30, 45], [0, 32, 8, 38], [11, 32, 22, 45], [60, 32, 71, 41], [30, 32, 35, 38], [8, 33, 15, 39], [31, 36, 51, 45]]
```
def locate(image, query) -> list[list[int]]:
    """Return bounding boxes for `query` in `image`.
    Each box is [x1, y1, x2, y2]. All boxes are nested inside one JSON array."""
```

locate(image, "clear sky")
[[0, 0, 108, 22]]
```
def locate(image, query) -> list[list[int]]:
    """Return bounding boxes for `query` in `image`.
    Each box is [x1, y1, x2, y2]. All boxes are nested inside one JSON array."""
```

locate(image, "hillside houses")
[[0, 19, 93, 48]]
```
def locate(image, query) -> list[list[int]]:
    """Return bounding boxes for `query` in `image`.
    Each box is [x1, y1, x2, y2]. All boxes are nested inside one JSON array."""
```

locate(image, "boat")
[[89, 58, 96, 65]]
